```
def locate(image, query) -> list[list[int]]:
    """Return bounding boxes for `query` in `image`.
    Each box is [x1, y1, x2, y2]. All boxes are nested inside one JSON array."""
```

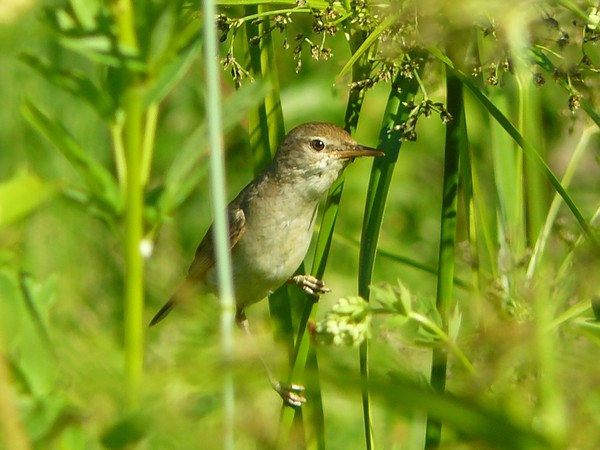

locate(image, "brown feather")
[[149, 207, 247, 326]]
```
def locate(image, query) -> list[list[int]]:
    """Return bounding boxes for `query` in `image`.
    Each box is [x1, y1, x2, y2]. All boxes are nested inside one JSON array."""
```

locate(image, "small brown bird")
[[150, 122, 382, 405]]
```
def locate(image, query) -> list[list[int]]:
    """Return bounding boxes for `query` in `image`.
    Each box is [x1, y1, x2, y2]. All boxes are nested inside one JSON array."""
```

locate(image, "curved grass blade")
[[20, 53, 116, 120], [323, 361, 550, 450], [431, 48, 599, 248], [530, 47, 600, 127], [22, 100, 122, 216], [0, 172, 55, 227], [425, 68, 466, 450], [334, 14, 397, 85]]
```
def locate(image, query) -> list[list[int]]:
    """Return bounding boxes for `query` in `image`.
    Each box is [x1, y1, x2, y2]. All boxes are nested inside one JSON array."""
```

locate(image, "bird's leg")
[[286, 274, 331, 297], [235, 308, 306, 407]]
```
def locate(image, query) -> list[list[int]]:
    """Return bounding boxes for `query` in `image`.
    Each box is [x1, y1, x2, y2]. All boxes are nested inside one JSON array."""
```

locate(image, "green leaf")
[[573, 317, 600, 346], [592, 295, 600, 321], [334, 14, 397, 85], [2, 273, 60, 398], [0, 172, 55, 227], [100, 413, 149, 449], [40, 5, 145, 71], [431, 48, 600, 248], [144, 38, 201, 106], [69, 0, 102, 30], [58, 36, 145, 70], [22, 100, 122, 216], [146, 3, 177, 67], [20, 53, 116, 120]]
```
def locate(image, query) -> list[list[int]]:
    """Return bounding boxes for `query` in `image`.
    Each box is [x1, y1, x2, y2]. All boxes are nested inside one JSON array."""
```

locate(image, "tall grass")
[[1, 1, 599, 449]]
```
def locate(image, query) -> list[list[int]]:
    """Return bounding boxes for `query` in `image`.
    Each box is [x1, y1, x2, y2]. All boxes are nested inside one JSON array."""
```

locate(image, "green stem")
[[112, 0, 139, 50], [123, 84, 144, 408], [112, 0, 145, 409], [425, 69, 465, 449], [204, 0, 236, 447], [140, 102, 159, 187], [357, 70, 419, 450], [110, 122, 127, 194], [407, 312, 475, 375], [233, 7, 312, 26], [527, 126, 598, 278]]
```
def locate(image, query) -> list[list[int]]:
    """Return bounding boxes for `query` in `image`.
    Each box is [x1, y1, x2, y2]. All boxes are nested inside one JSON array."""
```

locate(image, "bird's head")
[[272, 122, 383, 196]]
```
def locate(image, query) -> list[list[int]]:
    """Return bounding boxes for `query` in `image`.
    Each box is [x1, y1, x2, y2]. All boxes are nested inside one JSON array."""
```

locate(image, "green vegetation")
[[1, 0, 599, 449]]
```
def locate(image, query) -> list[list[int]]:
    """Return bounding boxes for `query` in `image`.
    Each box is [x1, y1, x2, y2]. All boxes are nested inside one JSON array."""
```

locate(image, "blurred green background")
[[1, 1, 600, 449]]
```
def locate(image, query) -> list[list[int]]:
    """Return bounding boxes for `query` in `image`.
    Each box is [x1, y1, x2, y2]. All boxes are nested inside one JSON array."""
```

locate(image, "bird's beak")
[[332, 144, 384, 160]]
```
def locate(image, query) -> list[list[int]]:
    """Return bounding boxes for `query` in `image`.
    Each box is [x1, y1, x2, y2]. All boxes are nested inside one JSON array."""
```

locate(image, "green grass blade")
[[333, 232, 472, 290], [323, 362, 550, 450], [239, 8, 320, 447], [530, 47, 600, 127], [431, 49, 599, 248], [425, 68, 466, 449], [527, 125, 598, 277], [357, 71, 420, 450], [22, 100, 121, 215], [0, 172, 55, 227], [203, 0, 237, 445], [334, 14, 397, 85], [20, 53, 116, 120]]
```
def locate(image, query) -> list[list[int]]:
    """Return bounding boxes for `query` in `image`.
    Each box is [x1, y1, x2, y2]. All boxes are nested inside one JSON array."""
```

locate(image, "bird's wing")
[[187, 207, 246, 281], [149, 206, 247, 326]]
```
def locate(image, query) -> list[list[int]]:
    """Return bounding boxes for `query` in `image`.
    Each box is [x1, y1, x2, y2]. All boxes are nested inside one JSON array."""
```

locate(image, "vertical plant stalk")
[[533, 283, 565, 447], [527, 126, 597, 278], [244, 7, 285, 175], [140, 103, 159, 187], [358, 72, 420, 450], [112, 0, 145, 408], [123, 85, 144, 408], [203, 1, 236, 448], [425, 70, 465, 449]]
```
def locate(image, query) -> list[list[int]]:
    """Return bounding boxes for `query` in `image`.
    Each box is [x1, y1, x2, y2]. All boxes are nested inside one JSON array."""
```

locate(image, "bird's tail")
[[149, 299, 175, 326], [149, 279, 201, 327]]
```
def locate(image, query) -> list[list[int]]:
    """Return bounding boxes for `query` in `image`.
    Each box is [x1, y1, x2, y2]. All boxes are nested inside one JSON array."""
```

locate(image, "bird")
[[150, 122, 383, 406]]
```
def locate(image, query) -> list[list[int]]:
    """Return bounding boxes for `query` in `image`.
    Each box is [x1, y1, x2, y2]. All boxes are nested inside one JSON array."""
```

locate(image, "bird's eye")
[[310, 139, 325, 151]]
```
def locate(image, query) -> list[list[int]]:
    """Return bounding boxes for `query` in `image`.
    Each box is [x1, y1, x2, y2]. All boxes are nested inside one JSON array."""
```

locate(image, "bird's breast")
[[225, 198, 318, 307]]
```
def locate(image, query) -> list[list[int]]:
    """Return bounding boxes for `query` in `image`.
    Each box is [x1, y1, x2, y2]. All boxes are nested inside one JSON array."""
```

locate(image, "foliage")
[[1, 0, 599, 449]]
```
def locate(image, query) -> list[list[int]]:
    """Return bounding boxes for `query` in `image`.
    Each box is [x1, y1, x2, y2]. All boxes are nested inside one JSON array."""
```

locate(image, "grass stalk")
[[140, 102, 159, 187], [111, 0, 146, 409], [432, 49, 599, 248], [527, 125, 598, 278], [203, 0, 237, 447], [425, 70, 465, 449], [110, 122, 127, 193], [356, 71, 419, 450], [122, 82, 145, 410], [532, 283, 565, 447]]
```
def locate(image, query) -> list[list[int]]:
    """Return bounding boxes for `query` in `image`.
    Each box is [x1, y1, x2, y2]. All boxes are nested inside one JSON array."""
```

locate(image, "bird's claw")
[[288, 275, 331, 297], [274, 381, 306, 408]]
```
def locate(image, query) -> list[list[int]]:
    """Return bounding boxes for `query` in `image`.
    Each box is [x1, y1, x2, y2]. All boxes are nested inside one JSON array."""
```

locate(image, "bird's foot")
[[273, 381, 306, 408], [287, 275, 331, 297]]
